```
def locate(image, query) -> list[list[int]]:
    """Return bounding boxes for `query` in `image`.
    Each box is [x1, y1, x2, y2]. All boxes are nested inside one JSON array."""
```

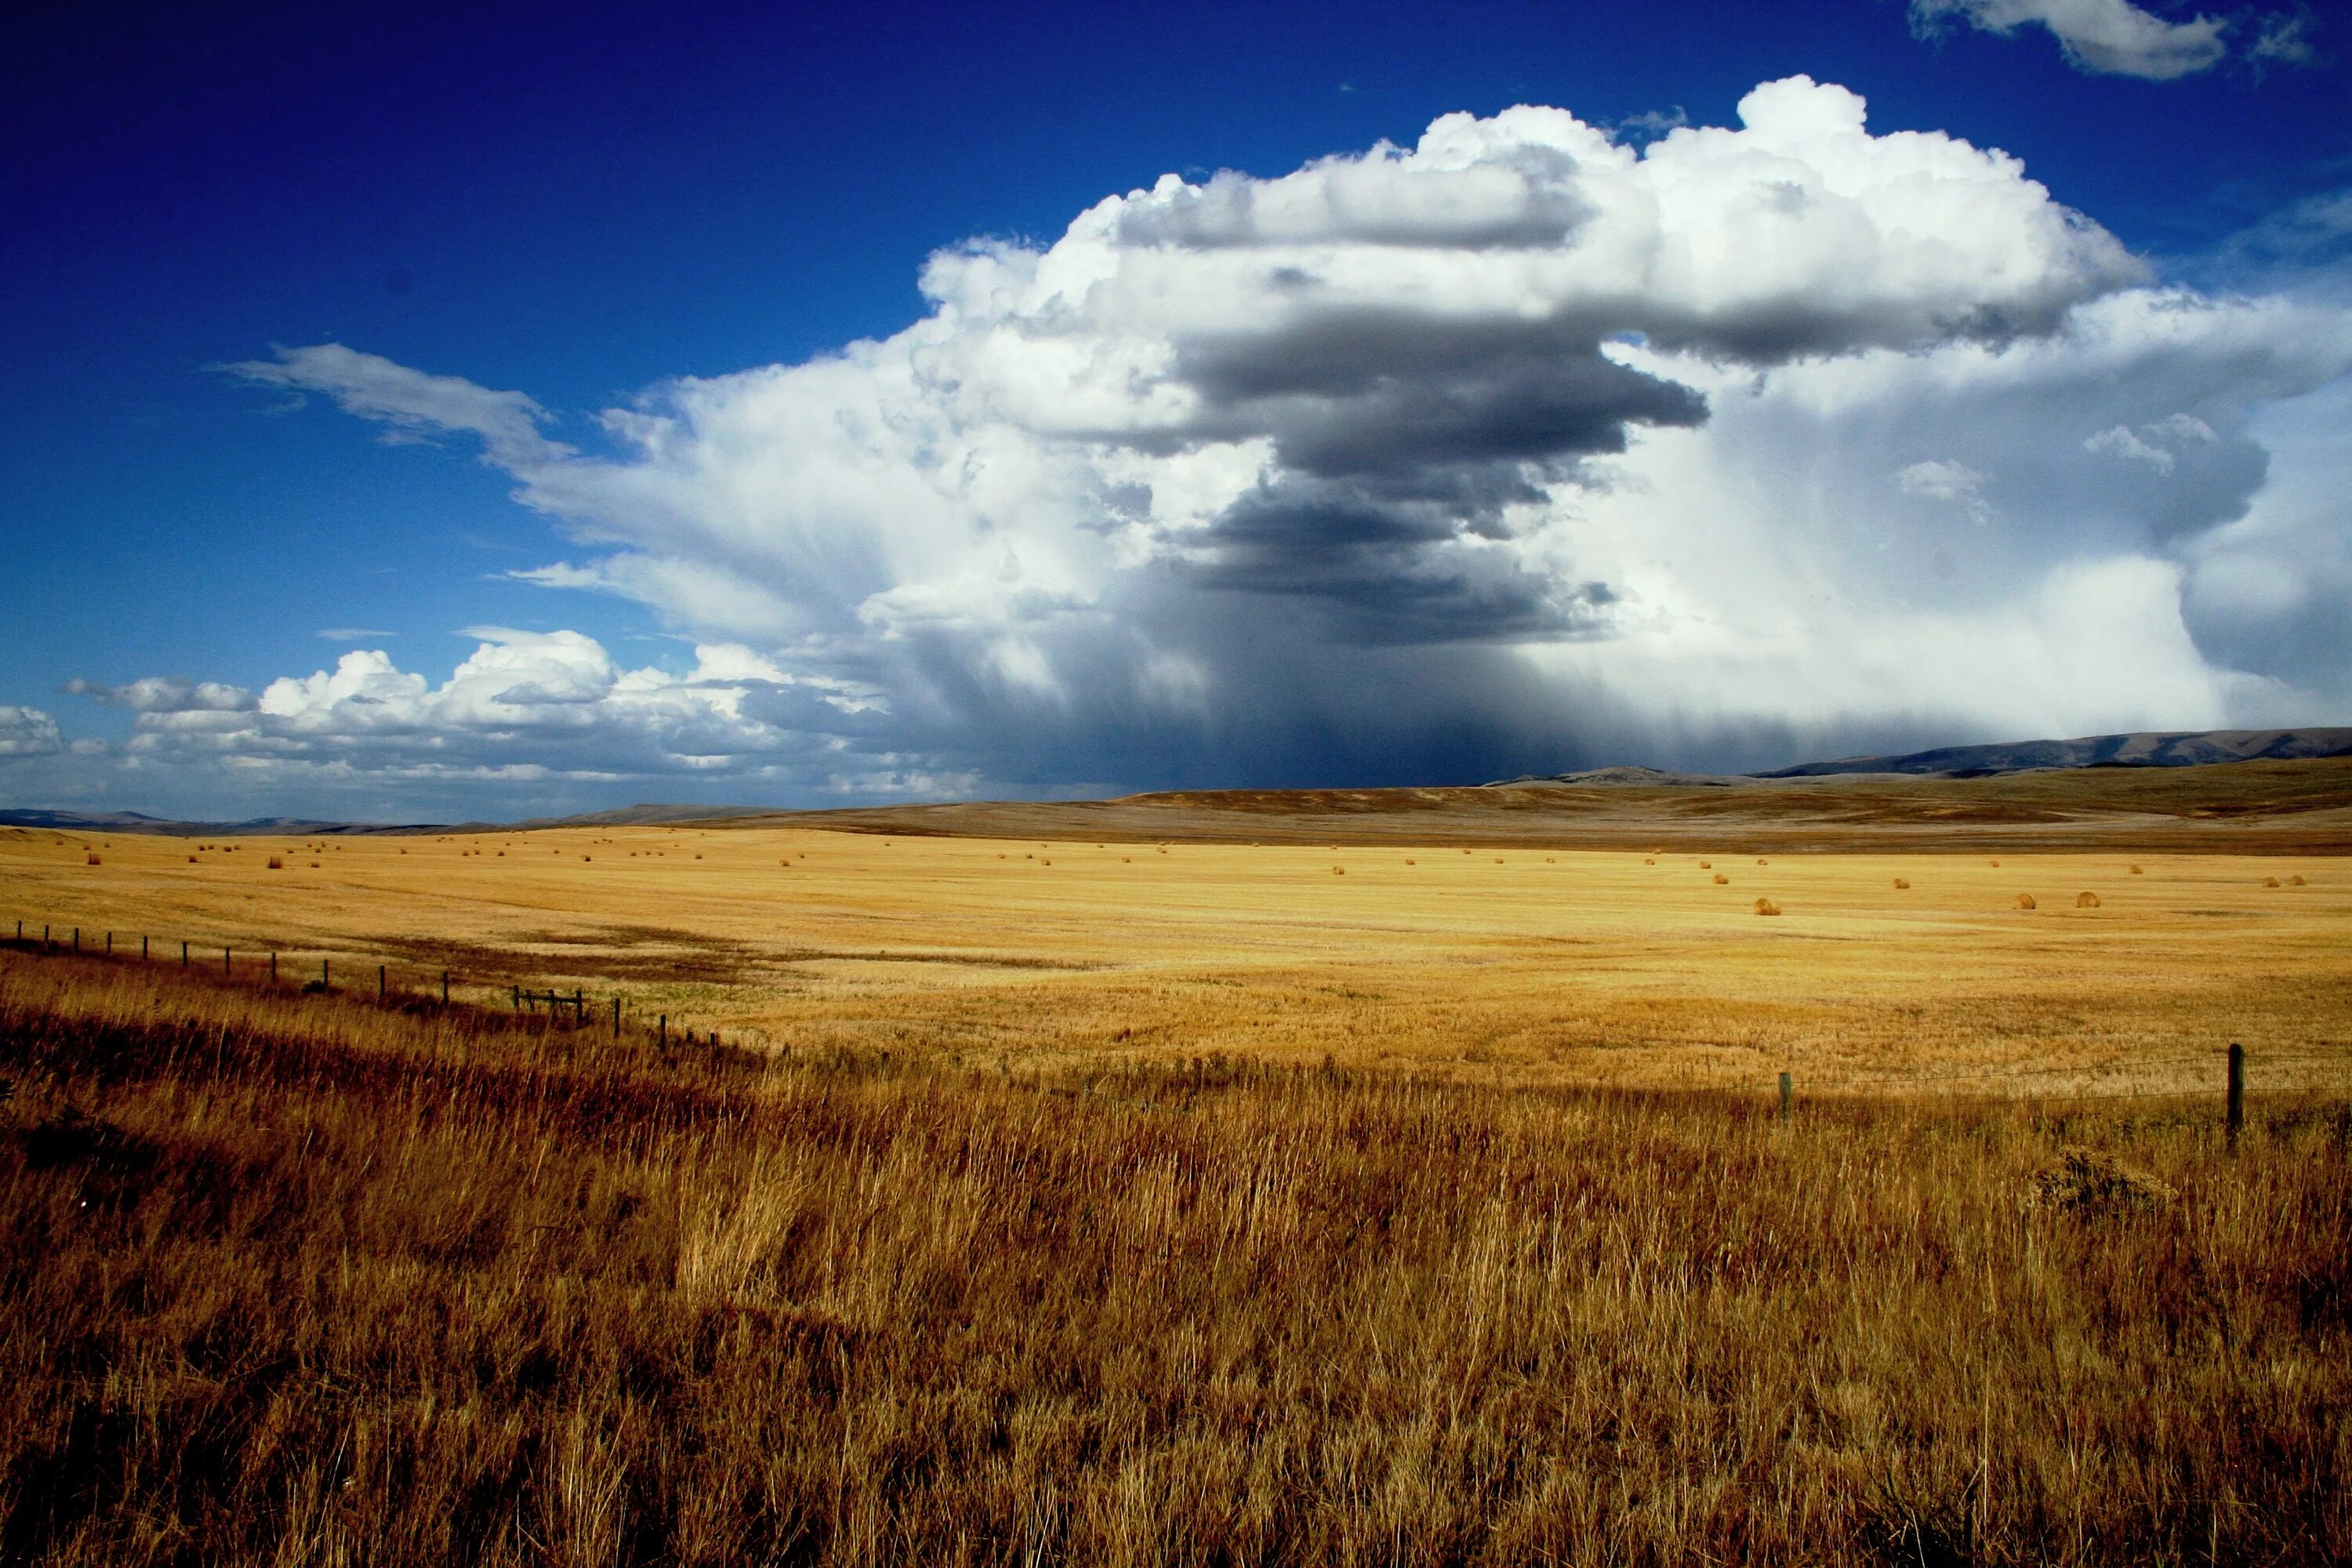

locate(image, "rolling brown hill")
[[727, 755, 2352, 855]]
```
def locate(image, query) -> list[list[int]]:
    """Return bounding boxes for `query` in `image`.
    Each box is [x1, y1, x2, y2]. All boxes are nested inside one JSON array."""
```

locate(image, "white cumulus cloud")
[[1911, 0, 2229, 79], [0, 706, 64, 760], [60, 75, 2349, 810]]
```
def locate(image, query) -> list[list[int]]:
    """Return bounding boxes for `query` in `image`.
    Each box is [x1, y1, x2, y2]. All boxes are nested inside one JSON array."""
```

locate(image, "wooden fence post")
[[441, 971, 450, 1006], [2227, 1043, 2245, 1151], [659, 1014, 667, 1048], [270, 952, 277, 982], [181, 940, 188, 967], [612, 996, 621, 1036], [142, 935, 148, 960], [223, 947, 230, 976], [379, 964, 387, 1000], [321, 959, 329, 989], [1779, 1071, 1792, 1123]]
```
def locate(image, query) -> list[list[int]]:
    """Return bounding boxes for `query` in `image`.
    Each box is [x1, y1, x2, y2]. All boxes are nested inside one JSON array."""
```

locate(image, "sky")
[[2, 0, 2348, 822]]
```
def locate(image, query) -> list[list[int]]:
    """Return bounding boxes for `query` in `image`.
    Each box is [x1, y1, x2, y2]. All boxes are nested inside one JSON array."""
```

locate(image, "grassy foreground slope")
[[2, 948, 2347, 1565]]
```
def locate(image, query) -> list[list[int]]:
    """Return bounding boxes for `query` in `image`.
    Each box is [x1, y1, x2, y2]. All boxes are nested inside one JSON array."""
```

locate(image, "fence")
[[5, 916, 728, 1051], [2, 914, 2259, 1129]]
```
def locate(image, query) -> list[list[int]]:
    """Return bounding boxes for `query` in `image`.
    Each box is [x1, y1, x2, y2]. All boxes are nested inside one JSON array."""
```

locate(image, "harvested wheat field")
[[3, 771, 2348, 1098]]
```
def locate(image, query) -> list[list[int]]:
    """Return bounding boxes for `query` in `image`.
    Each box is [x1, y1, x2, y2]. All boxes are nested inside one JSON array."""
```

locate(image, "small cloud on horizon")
[[318, 628, 397, 641]]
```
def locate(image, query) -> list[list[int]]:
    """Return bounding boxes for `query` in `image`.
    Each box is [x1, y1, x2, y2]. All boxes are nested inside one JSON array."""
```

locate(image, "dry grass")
[[2, 825, 2347, 1098], [2, 946, 2346, 1565]]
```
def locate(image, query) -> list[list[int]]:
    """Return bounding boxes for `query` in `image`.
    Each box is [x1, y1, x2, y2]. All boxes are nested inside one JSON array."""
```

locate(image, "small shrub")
[[2027, 1147, 2176, 1216]]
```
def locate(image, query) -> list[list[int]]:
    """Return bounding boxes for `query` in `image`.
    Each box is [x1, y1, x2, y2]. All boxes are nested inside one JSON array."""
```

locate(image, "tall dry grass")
[[1, 943, 2345, 1565]]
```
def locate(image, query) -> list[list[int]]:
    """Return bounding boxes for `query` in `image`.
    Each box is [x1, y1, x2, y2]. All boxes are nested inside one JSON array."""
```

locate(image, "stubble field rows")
[[5, 822, 2344, 1098]]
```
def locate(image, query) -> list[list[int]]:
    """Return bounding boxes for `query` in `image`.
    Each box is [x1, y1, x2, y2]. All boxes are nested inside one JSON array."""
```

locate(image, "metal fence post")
[[2227, 1043, 2245, 1151]]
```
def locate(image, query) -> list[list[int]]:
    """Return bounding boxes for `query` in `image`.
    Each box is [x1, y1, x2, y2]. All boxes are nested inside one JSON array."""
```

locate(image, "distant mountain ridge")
[[1753, 727, 2352, 779], [5, 728, 2349, 836]]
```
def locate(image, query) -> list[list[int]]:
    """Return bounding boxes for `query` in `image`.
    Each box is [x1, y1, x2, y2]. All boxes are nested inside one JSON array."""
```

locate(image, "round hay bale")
[[2264, 876, 2281, 888], [1713, 873, 1730, 885], [2075, 891, 2100, 909], [1893, 877, 1910, 889], [2129, 864, 2143, 875], [85, 854, 100, 866], [1644, 858, 1655, 866], [1404, 858, 1415, 866], [2289, 874, 2307, 886], [1753, 898, 1781, 916], [267, 856, 283, 869], [2015, 892, 2037, 910], [1989, 858, 2000, 868]]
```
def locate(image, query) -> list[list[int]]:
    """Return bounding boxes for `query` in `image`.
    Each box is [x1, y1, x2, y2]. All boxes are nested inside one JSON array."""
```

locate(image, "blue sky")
[[3, 0, 2348, 819]]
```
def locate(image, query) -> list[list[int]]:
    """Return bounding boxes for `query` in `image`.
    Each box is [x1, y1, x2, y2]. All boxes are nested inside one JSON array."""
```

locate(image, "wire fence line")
[[1, 911, 2276, 1123], [2, 913, 742, 1054]]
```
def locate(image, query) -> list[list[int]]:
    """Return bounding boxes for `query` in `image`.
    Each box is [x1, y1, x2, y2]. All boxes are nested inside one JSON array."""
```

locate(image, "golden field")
[[1, 949, 2345, 1565], [4, 767, 2350, 1563], [2, 808, 2346, 1098]]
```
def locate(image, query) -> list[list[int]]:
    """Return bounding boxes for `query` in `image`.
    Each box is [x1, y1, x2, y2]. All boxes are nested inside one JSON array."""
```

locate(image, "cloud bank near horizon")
[[12, 75, 2352, 815]]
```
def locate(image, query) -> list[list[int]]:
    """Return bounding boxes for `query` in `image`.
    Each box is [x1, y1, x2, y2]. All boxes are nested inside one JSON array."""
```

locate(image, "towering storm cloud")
[[34, 75, 2347, 809]]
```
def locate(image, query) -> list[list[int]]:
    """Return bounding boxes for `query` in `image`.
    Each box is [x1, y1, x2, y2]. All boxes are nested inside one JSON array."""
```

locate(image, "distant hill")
[[1754, 727, 2352, 779], [5, 728, 2348, 837]]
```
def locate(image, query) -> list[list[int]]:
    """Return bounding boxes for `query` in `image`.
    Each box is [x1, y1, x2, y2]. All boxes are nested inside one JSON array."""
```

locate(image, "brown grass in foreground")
[[2, 947, 2347, 1566]]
